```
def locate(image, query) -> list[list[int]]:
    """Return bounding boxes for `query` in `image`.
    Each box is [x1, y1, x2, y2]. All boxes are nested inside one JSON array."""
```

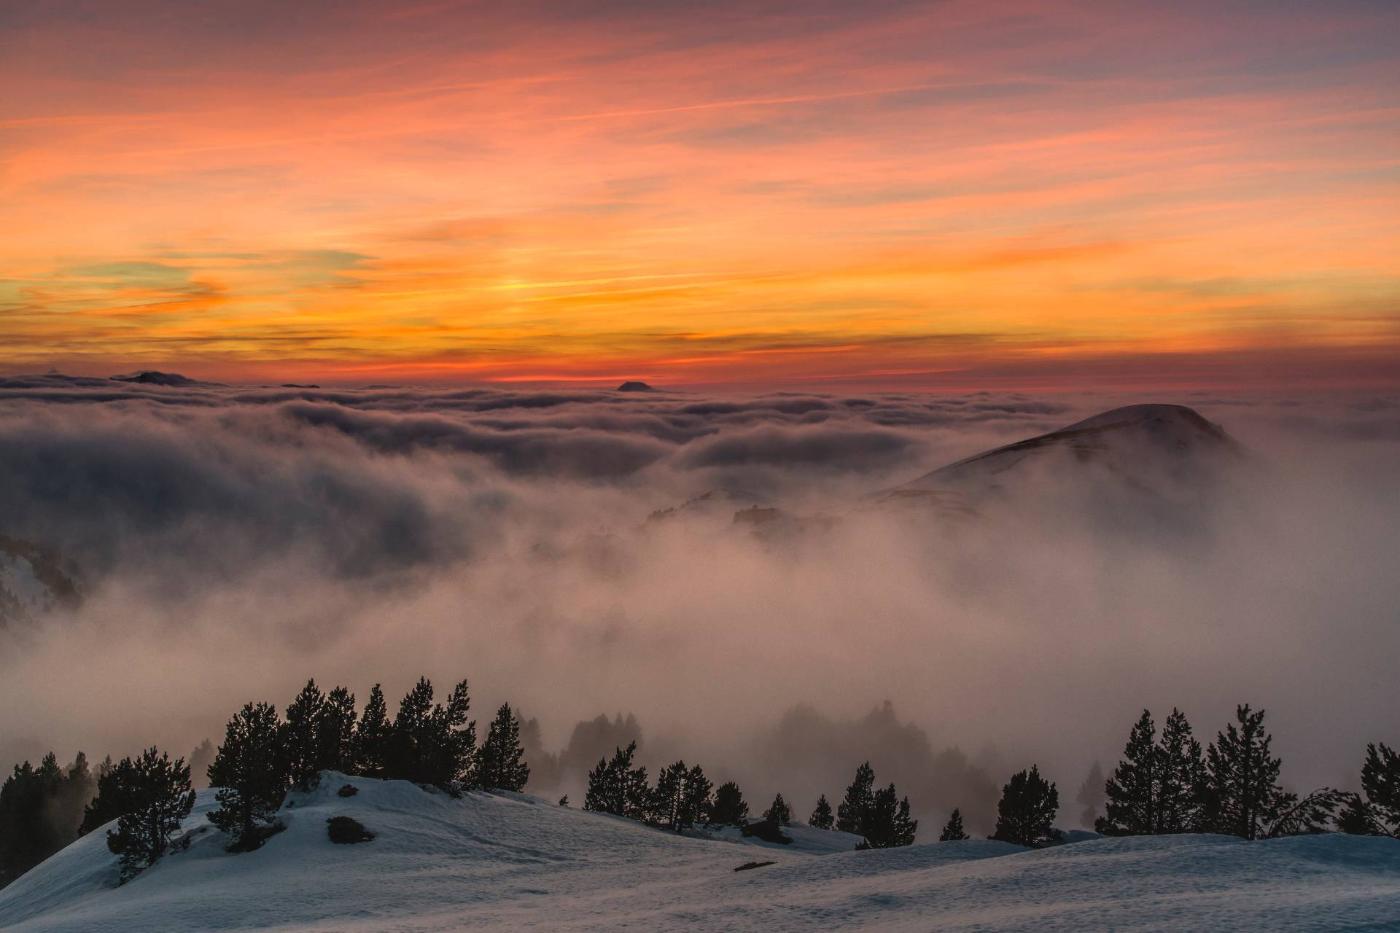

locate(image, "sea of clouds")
[[1, 375, 1396, 832]]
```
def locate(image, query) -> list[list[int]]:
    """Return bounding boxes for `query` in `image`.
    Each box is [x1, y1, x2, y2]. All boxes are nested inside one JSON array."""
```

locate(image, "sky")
[[2, 0, 1398, 389]]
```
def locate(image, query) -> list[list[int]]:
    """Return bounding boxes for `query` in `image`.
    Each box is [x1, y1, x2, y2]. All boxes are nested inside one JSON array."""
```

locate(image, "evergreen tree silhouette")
[[316, 686, 357, 775], [711, 781, 749, 826], [991, 765, 1060, 847], [1335, 792, 1381, 836], [1097, 709, 1157, 835], [208, 702, 289, 851], [764, 793, 792, 826], [808, 794, 833, 830], [1360, 742, 1400, 837], [284, 679, 326, 790], [82, 756, 139, 836], [104, 748, 196, 881], [1200, 704, 1291, 840], [650, 761, 686, 828], [856, 784, 917, 848], [836, 762, 875, 834], [584, 741, 648, 819], [682, 764, 712, 829], [478, 703, 531, 791], [939, 808, 969, 841], [0, 752, 98, 885], [1156, 708, 1204, 833], [353, 684, 391, 777]]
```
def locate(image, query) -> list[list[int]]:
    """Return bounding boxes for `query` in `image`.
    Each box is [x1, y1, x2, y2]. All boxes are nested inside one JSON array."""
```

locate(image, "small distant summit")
[[110, 370, 201, 387], [616, 380, 654, 392]]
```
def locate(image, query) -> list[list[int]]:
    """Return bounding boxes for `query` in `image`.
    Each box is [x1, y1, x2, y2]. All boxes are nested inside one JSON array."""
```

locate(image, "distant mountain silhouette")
[[902, 404, 1234, 493], [109, 371, 206, 387], [616, 381, 654, 392]]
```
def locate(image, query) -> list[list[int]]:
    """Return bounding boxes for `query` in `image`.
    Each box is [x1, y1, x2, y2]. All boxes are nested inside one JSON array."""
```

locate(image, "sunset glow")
[[3, 0, 1397, 388]]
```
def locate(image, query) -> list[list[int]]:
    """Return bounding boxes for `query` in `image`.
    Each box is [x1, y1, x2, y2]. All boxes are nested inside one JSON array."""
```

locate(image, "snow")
[[2, 773, 1398, 931]]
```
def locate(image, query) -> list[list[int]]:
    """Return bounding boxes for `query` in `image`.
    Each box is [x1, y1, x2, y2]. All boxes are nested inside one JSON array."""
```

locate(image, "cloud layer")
[[0, 381, 1397, 833]]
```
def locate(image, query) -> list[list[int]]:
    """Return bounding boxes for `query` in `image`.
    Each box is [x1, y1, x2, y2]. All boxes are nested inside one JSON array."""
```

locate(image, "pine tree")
[[991, 765, 1060, 847], [856, 784, 917, 848], [712, 781, 749, 826], [208, 702, 289, 851], [316, 686, 357, 775], [650, 761, 688, 830], [682, 764, 712, 829], [188, 739, 216, 790], [1336, 793, 1380, 836], [583, 742, 648, 819], [808, 794, 833, 830], [436, 679, 478, 789], [893, 795, 917, 846], [836, 762, 875, 834], [284, 679, 326, 790], [82, 756, 139, 835], [104, 748, 196, 880], [0, 752, 98, 885], [939, 807, 969, 841], [1097, 709, 1157, 835], [1156, 708, 1204, 833], [765, 793, 792, 825], [1200, 705, 1291, 840], [1076, 762, 1104, 828], [1360, 742, 1400, 837], [478, 704, 530, 791], [353, 684, 391, 777], [386, 677, 477, 789]]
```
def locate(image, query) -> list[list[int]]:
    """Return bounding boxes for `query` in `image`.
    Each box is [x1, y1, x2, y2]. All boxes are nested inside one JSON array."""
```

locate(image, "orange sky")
[[2, 0, 1397, 389]]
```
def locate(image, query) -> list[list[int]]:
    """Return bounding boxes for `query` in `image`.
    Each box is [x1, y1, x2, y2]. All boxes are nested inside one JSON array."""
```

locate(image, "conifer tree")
[[386, 677, 476, 789], [893, 794, 918, 846], [650, 761, 687, 829], [1155, 708, 1204, 833], [0, 752, 98, 885], [682, 764, 713, 829], [583, 742, 648, 819], [316, 686, 357, 775], [1335, 793, 1381, 836], [188, 739, 216, 790], [1097, 709, 1157, 835], [1200, 705, 1290, 840], [208, 702, 289, 851], [82, 756, 139, 835], [991, 765, 1060, 847], [808, 794, 833, 830], [284, 679, 327, 790], [478, 703, 530, 792], [1076, 762, 1104, 828], [104, 748, 196, 880], [939, 807, 969, 841], [711, 781, 749, 826], [1360, 742, 1400, 837], [836, 762, 875, 834], [765, 793, 792, 826], [353, 684, 391, 777], [856, 784, 917, 848]]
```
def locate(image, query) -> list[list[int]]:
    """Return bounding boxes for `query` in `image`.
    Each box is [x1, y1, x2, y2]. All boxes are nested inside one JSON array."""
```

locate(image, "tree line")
[[1, 676, 529, 882], [2, 694, 1398, 885], [581, 746, 919, 849]]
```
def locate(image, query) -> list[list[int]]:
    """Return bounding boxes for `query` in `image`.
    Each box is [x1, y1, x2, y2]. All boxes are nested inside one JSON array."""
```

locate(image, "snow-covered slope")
[[2, 773, 1397, 931]]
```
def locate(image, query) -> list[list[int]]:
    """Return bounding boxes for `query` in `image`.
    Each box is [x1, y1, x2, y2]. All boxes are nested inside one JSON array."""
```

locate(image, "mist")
[[2, 377, 1397, 835]]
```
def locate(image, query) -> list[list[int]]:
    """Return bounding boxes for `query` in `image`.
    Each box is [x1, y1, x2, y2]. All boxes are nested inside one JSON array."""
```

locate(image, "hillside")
[[2, 773, 1397, 931]]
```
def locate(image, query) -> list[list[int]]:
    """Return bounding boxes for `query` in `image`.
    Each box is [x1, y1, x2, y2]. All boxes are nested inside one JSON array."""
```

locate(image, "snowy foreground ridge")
[[2, 774, 1398, 932]]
